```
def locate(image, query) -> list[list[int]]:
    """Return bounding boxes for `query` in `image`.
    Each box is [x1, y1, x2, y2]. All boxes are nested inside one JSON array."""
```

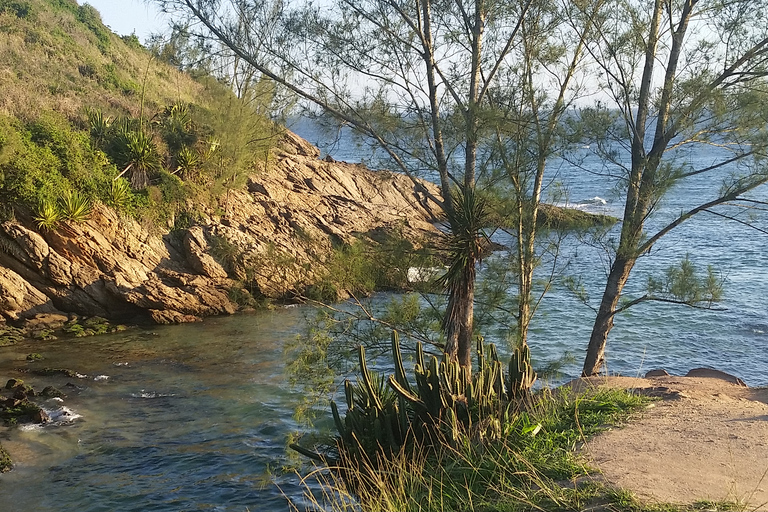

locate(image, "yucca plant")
[[34, 198, 61, 231], [85, 107, 112, 146], [107, 177, 132, 212], [59, 190, 92, 222], [157, 102, 195, 153], [117, 129, 162, 190], [437, 185, 492, 370], [174, 146, 201, 181]]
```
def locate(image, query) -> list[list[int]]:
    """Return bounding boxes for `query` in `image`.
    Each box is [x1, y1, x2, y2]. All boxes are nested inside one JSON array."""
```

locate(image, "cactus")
[[508, 342, 537, 400], [298, 331, 537, 466]]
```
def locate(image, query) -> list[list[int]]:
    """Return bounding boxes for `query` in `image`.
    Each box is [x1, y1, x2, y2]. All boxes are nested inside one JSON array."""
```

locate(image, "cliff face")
[[0, 132, 440, 328]]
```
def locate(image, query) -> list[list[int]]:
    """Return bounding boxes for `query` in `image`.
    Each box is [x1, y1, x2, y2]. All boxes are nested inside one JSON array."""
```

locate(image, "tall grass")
[[289, 388, 653, 512]]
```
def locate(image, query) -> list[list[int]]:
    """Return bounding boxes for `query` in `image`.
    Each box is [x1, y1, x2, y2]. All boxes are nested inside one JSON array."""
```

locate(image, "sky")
[[83, 0, 168, 42]]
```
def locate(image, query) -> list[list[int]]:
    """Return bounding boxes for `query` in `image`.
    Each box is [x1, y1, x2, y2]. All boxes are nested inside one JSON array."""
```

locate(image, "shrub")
[[76, 4, 111, 53], [174, 145, 201, 181], [0, 0, 34, 19], [34, 197, 60, 231], [59, 189, 91, 222], [106, 177, 133, 212], [114, 128, 162, 190]]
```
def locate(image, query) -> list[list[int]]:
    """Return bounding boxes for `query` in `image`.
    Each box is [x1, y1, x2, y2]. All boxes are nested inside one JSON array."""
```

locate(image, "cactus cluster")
[[292, 331, 539, 465], [508, 342, 538, 400], [311, 331, 538, 464], [330, 343, 410, 459]]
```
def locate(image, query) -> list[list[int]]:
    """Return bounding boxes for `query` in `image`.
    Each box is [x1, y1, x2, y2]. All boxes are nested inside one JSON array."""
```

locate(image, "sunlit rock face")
[[0, 131, 440, 327]]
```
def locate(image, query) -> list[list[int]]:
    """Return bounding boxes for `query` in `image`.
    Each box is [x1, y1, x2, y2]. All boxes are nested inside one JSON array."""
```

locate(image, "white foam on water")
[[94, 375, 109, 381], [18, 423, 44, 432], [407, 266, 447, 283], [130, 390, 176, 399], [46, 405, 83, 424]]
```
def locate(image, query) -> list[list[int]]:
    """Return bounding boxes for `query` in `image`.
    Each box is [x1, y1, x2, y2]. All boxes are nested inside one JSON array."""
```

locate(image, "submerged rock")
[[41, 386, 65, 398], [0, 443, 11, 473], [5, 378, 23, 390]]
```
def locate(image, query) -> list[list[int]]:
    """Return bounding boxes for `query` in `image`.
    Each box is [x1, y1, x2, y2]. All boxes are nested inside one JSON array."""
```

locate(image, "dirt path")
[[574, 375, 768, 509]]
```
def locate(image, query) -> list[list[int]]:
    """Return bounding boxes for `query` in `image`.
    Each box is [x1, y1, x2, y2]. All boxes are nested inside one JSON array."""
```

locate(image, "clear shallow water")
[[0, 311, 310, 512]]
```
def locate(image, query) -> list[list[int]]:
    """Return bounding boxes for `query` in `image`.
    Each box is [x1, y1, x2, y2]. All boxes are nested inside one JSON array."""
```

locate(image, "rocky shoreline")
[[0, 131, 441, 337]]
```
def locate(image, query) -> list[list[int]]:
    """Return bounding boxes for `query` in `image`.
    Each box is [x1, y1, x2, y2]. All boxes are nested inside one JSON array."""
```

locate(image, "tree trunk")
[[443, 263, 475, 371], [582, 254, 635, 376]]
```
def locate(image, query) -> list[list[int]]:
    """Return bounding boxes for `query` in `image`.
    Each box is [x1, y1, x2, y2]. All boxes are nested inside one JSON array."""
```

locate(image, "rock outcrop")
[[0, 131, 440, 328]]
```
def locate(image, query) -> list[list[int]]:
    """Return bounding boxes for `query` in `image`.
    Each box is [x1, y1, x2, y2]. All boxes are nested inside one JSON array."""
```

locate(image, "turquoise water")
[[293, 120, 768, 386]]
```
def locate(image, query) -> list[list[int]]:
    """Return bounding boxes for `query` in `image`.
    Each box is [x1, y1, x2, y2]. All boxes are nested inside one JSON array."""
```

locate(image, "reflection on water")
[[0, 309, 309, 512]]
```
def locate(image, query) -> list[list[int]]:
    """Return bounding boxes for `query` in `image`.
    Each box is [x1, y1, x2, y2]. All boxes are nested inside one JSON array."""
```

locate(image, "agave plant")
[[107, 177, 132, 212], [158, 102, 195, 153], [85, 107, 112, 146], [59, 190, 92, 222], [34, 198, 61, 231], [117, 129, 162, 190], [174, 146, 201, 181]]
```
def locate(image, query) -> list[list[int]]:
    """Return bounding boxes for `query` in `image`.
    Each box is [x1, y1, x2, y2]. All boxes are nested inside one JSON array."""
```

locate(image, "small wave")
[[94, 375, 109, 381], [578, 196, 608, 206], [22, 405, 84, 429], [47, 405, 82, 423], [753, 329, 765, 334], [130, 390, 177, 399], [113, 362, 130, 367], [19, 424, 44, 432]]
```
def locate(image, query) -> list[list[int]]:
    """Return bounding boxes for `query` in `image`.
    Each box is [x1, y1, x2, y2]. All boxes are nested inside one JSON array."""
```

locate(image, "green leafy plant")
[[34, 197, 61, 230], [58, 189, 91, 222], [116, 129, 161, 190], [107, 177, 132, 211], [85, 107, 112, 145], [174, 145, 200, 181]]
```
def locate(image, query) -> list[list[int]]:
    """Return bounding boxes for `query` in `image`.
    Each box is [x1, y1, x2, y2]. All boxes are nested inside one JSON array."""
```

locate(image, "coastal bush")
[[106, 177, 134, 213], [33, 197, 60, 230], [291, 367, 650, 512], [0, 112, 118, 221], [305, 232, 437, 302]]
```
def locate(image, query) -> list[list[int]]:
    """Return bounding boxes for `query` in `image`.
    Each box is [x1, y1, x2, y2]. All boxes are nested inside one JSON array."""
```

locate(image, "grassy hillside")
[[0, 0, 278, 230], [0, 0, 201, 119]]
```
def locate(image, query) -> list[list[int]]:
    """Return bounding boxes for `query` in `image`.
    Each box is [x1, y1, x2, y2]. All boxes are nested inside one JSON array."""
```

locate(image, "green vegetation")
[[0, 400, 43, 425], [0, 326, 24, 346], [0, 443, 11, 473], [304, 231, 437, 303], [62, 317, 124, 337], [0, 0, 280, 237], [290, 333, 654, 512]]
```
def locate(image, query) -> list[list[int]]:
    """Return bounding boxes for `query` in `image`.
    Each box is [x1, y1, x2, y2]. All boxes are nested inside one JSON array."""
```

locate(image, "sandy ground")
[[573, 374, 768, 509]]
